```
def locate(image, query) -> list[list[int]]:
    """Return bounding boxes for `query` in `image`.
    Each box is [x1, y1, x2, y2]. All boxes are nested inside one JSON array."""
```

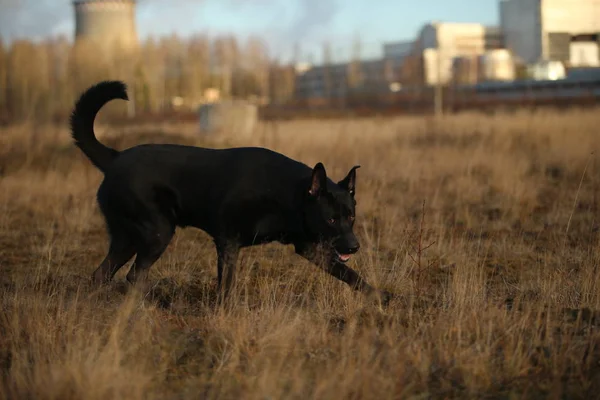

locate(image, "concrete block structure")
[[73, 0, 138, 52], [500, 0, 600, 66], [198, 101, 258, 139]]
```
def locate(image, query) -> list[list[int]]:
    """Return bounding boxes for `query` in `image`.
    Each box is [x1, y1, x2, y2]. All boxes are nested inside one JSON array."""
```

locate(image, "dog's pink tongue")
[[339, 254, 351, 262]]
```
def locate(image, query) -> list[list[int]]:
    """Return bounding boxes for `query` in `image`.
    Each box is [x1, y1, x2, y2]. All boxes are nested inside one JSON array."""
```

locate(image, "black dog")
[[71, 81, 391, 304]]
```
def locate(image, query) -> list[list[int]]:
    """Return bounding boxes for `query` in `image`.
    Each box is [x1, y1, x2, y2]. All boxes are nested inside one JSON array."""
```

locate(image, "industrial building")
[[294, 57, 403, 106], [294, 62, 351, 104], [73, 0, 138, 52], [401, 22, 507, 86], [293, 21, 514, 105], [281, 3, 600, 115], [293, 38, 414, 104], [500, 0, 600, 66]]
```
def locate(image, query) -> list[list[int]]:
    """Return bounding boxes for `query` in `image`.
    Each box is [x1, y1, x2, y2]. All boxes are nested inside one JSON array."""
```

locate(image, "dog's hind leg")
[[126, 216, 175, 286], [92, 236, 136, 285], [215, 240, 240, 303]]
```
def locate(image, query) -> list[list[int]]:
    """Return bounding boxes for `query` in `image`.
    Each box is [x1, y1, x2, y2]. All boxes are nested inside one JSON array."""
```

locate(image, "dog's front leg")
[[294, 242, 391, 304], [216, 241, 240, 303]]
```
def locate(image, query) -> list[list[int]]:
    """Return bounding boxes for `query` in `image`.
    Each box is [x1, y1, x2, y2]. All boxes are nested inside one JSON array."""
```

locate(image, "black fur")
[[70, 80, 391, 304]]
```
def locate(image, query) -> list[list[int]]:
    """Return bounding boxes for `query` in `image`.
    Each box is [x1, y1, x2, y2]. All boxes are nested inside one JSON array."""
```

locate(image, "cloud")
[[0, 0, 72, 40]]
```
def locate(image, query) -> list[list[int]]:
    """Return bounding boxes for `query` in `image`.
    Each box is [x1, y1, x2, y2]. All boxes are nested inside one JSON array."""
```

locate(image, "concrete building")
[[294, 62, 349, 102], [500, 0, 600, 66], [484, 26, 505, 50], [402, 22, 503, 86], [73, 0, 138, 52], [198, 101, 258, 139], [294, 58, 401, 104]]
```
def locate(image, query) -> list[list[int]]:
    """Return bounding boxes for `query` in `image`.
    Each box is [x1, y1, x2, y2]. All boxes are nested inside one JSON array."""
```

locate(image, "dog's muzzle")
[[335, 244, 360, 263], [336, 252, 351, 263]]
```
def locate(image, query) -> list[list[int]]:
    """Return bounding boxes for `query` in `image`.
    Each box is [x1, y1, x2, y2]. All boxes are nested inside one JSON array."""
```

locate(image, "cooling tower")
[[73, 0, 138, 51]]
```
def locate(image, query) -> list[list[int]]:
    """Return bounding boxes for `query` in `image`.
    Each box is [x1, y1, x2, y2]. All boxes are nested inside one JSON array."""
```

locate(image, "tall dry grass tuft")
[[1, 108, 600, 399]]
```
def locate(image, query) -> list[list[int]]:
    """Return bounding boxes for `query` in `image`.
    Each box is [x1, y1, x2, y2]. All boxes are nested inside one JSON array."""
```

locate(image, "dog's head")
[[302, 162, 361, 263]]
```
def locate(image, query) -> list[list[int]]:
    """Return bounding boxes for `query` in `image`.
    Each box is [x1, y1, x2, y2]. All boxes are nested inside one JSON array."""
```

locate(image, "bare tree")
[[0, 38, 7, 120], [322, 41, 332, 100], [267, 61, 296, 105], [139, 36, 167, 112], [213, 35, 239, 98], [0, 31, 278, 123], [245, 35, 270, 100], [292, 41, 301, 64], [187, 34, 211, 105], [6, 40, 49, 120], [347, 33, 363, 89]]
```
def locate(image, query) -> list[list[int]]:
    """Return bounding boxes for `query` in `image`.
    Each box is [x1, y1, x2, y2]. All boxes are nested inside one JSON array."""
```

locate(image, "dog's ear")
[[309, 162, 327, 197], [337, 165, 360, 196]]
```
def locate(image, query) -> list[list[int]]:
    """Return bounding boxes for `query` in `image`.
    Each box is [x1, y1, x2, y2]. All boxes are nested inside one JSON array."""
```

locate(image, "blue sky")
[[0, 0, 499, 62]]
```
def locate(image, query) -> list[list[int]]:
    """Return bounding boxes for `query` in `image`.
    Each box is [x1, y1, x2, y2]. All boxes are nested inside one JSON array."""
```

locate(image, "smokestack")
[[73, 0, 138, 52]]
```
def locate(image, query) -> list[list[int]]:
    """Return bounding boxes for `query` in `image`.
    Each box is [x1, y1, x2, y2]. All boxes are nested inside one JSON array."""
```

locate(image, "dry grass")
[[1, 108, 600, 399]]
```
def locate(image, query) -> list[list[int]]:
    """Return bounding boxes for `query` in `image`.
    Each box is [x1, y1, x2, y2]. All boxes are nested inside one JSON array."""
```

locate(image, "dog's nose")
[[347, 244, 360, 254]]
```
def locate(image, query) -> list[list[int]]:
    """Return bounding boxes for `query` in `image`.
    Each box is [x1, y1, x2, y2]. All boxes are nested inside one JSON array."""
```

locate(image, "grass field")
[[1, 109, 599, 399]]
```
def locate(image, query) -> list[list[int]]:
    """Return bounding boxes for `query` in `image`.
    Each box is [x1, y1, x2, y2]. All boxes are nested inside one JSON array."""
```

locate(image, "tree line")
[[0, 34, 297, 124]]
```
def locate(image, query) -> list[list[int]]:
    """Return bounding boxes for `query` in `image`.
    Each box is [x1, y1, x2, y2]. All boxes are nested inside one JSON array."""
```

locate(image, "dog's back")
[[101, 143, 315, 236]]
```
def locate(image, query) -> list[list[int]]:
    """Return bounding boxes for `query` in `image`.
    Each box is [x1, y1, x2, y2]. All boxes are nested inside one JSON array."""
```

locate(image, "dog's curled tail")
[[70, 80, 128, 172]]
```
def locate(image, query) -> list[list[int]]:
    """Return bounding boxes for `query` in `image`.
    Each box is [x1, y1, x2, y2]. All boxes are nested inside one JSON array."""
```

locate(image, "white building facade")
[[408, 22, 502, 85], [500, 0, 600, 66]]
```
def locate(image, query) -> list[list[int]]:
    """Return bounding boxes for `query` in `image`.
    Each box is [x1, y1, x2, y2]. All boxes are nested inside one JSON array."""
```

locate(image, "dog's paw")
[[378, 290, 394, 307]]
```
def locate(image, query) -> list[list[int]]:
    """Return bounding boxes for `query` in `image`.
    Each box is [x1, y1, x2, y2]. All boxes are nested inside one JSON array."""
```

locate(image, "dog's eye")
[[327, 218, 336, 225], [349, 215, 355, 222]]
